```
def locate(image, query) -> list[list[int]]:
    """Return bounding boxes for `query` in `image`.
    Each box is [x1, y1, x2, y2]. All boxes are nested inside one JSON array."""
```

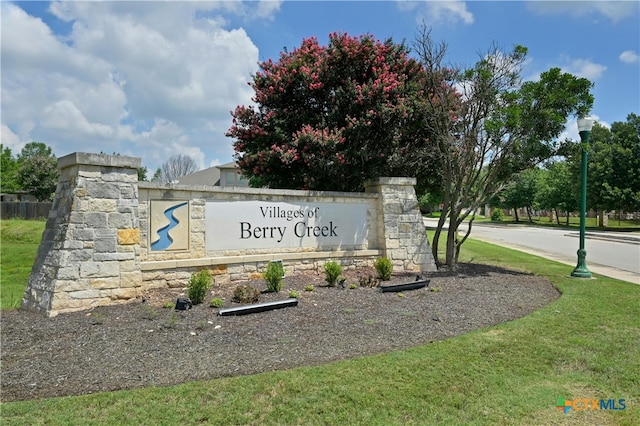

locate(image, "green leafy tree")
[[14, 142, 59, 201], [494, 168, 541, 222], [16, 155, 59, 201], [413, 25, 593, 266], [536, 161, 578, 225], [227, 32, 455, 191], [1, 145, 19, 192], [601, 114, 640, 215]]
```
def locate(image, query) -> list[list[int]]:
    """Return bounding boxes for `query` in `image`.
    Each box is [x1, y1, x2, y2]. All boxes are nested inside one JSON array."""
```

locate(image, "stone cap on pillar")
[[57, 152, 142, 170], [364, 177, 417, 189]]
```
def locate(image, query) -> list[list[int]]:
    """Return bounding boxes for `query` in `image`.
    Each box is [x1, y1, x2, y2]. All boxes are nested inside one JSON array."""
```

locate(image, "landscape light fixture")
[[571, 117, 594, 278]]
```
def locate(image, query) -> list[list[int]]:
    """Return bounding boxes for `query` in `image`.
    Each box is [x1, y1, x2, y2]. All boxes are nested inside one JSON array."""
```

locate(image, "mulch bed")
[[0, 263, 560, 402]]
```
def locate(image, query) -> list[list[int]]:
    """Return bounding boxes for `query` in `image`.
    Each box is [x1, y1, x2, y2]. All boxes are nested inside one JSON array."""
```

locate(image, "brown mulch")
[[0, 263, 560, 403]]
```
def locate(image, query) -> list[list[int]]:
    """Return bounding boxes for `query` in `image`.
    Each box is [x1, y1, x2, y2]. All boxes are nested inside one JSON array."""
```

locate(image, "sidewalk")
[[424, 219, 640, 285]]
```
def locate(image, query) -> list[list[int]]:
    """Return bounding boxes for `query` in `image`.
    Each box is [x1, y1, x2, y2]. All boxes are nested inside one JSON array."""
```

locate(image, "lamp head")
[[577, 118, 594, 132]]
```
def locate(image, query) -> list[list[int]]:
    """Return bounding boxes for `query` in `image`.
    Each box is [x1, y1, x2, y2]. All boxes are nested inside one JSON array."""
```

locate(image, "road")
[[424, 218, 640, 285]]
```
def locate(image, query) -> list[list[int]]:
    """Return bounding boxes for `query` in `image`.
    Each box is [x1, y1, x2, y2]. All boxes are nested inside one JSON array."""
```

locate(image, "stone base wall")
[[22, 153, 436, 317]]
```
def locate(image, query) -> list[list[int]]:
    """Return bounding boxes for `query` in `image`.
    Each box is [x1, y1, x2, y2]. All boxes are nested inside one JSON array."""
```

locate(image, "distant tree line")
[[492, 114, 640, 224]]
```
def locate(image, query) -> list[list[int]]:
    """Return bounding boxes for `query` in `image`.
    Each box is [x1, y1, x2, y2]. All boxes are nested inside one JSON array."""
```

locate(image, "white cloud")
[[1, 1, 271, 171], [397, 0, 474, 25], [620, 50, 640, 64], [560, 57, 607, 81], [526, 1, 639, 23]]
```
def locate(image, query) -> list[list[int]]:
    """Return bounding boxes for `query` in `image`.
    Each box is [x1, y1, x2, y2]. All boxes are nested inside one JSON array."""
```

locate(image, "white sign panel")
[[206, 200, 368, 250]]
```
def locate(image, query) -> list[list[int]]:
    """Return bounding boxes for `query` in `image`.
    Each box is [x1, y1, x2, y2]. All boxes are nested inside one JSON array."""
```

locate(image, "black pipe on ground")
[[379, 279, 430, 293], [218, 298, 299, 316]]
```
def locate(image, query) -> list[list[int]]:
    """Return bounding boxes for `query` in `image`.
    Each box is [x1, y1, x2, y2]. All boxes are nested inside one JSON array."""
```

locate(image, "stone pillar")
[[22, 153, 142, 317], [365, 177, 437, 273]]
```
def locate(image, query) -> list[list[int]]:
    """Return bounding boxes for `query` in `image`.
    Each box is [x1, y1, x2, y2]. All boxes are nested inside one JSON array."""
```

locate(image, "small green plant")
[[162, 301, 174, 309], [140, 303, 158, 320], [374, 257, 393, 281], [491, 208, 505, 222], [304, 285, 314, 292], [209, 297, 224, 308], [188, 269, 212, 305], [233, 285, 260, 304], [430, 286, 441, 292], [324, 260, 343, 287], [349, 283, 357, 290], [263, 261, 284, 293], [164, 312, 179, 329], [89, 312, 105, 325], [288, 290, 300, 299]]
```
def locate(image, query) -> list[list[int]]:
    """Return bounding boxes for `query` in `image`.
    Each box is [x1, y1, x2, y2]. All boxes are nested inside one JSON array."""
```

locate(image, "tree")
[[493, 167, 541, 222], [601, 114, 640, 215], [1, 144, 19, 192], [137, 166, 148, 182], [413, 25, 593, 266], [16, 155, 59, 201], [536, 161, 578, 225], [157, 154, 197, 184], [227, 32, 453, 191], [151, 167, 162, 182], [13, 142, 59, 201], [17, 142, 53, 162]]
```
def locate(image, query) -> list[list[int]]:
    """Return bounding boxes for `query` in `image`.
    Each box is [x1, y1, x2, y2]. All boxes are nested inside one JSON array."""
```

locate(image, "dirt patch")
[[1, 263, 560, 402]]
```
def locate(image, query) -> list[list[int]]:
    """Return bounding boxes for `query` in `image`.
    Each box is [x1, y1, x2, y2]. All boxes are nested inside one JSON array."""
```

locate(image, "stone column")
[[365, 177, 437, 273], [22, 153, 142, 317]]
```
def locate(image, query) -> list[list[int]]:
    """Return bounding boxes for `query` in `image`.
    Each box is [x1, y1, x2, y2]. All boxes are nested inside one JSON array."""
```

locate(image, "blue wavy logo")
[[151, 202, 188, 251]]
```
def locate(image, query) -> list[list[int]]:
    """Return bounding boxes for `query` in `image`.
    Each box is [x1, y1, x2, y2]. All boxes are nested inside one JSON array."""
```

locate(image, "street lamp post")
[[571, 118, 593, 278]]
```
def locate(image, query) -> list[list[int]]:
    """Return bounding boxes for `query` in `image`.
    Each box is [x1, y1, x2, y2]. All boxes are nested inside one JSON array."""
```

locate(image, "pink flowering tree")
[[227, 33, 455, 191]]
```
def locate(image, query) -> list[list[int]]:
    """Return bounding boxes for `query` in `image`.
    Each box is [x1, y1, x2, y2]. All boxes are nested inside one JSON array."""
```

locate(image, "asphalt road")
[[424, 218, 640, 285]]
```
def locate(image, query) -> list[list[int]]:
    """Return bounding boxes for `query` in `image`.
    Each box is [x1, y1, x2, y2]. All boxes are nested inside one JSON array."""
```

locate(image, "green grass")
[[0, 219, 45, 309], [1, 220, 639, 425], [470, 214, 640, 232]]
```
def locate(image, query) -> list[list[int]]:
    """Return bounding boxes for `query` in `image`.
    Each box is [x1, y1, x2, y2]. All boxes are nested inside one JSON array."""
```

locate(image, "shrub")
[[324, 260, 343, 287], [188, 270, 212, 305], [374, 257, 393, 281], [233, 285, 260, 304], [304, 285, 314, 292], [288, 290, 299, 299], [263, 261, 284, 293], [349, 283, 357, 290], [209, 297, 224, 308], [491, 208, 505, 222]]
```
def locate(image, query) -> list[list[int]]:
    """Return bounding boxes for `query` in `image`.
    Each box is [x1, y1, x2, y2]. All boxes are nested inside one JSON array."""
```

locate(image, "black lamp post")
[[571, 118, 594, 278]]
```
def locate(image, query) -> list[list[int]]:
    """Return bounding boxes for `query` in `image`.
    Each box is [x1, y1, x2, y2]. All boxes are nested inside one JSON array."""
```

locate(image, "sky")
[[2, 1, 639, 174]]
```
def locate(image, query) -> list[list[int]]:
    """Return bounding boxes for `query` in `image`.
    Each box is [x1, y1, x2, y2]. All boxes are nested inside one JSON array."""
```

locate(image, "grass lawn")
[[1, 220, 638, 425], [0, 219, 44, 309]]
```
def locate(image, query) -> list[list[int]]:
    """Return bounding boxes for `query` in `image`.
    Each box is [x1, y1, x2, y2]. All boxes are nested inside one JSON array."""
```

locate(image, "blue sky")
[[2, 1, 639, 174]]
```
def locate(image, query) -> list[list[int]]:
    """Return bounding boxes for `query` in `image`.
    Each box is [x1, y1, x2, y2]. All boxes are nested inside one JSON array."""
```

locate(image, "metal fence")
[[1, 202, 52, 220]]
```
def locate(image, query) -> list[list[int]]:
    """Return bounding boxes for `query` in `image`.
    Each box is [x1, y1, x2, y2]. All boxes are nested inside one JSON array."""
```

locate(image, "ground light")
[[571, 117, 594, 278]]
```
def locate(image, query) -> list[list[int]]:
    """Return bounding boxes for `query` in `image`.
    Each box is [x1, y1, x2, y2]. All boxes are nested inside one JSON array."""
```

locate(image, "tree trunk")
[[599, 210, 608, 227], [514, 208, 519, 222], [565, 211, 570, 226], [554, 208, 561, 225], [526, 206, 533, 223]]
